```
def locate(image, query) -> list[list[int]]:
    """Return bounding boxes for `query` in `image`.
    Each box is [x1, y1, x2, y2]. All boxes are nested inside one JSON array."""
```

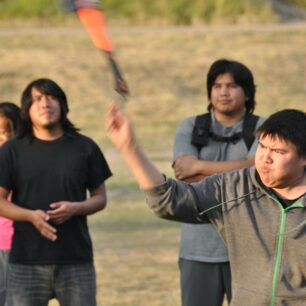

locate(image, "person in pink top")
[[0, 102, 21, 306]]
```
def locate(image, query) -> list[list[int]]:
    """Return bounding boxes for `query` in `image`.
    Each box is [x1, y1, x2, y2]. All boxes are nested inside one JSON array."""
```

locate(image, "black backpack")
[[191, 113, 259, 151]]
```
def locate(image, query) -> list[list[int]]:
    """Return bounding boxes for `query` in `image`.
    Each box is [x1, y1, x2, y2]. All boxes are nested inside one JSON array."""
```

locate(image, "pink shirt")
[[0, 216, 13, 250], [0, 195, 13, 250]]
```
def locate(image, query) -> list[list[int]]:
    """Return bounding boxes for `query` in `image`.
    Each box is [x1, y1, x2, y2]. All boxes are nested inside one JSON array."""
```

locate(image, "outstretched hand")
[[106, 102, 165, 189], [106, 102, 135, 152]]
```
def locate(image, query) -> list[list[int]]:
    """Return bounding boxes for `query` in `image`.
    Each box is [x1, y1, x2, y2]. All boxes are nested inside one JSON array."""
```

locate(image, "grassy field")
[[0, 0, 276, 25], [1, 20, 306, 306]]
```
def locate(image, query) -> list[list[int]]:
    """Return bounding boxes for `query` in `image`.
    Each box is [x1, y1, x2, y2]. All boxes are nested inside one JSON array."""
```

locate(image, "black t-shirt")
[[0, 133, 112, 264], [274, 192, 306, 209], [255, 171, 305, 209]]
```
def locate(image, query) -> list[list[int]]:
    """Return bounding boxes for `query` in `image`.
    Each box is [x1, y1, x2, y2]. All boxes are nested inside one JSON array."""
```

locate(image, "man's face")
[[210, 73, 247, 117], [29, 87, 62, 130], [255, 135, 306, 189]]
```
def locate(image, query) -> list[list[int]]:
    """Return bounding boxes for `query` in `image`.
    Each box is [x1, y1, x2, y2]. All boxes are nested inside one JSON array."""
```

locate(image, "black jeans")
[[6, 262, 96, 306]]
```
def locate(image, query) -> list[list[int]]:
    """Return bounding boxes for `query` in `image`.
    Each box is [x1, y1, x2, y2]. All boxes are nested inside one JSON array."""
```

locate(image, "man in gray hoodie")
[[106, 106, 306, 306]]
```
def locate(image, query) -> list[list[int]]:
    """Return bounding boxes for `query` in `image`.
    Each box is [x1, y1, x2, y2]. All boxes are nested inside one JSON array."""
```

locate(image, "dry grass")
[[1, 21, 305, 306]]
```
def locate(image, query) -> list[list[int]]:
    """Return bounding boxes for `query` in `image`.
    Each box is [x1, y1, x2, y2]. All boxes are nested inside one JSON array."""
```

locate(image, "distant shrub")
[[103, 0, 275, 24], [0, 0, 58, 18], [283, 0, 306, 7], [0, 0, 276, 24]]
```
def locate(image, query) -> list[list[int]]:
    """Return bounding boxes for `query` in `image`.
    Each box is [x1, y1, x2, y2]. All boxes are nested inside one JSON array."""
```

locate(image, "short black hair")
[[257, 109, 306, 158], [19, 78, 79, 137], [0, 102, 21, 134], [206, 59, 256, 113]]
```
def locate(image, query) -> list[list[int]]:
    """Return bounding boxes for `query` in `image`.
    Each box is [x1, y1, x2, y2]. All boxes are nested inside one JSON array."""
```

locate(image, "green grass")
[[0, 0, 277, 24], [1, 21, 306, 306], [284, 0, 306, 8], [0, 0, 58, 18]]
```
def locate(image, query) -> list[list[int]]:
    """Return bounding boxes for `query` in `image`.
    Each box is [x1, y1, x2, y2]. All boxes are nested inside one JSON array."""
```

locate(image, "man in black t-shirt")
[[0, 78, 112, 306]]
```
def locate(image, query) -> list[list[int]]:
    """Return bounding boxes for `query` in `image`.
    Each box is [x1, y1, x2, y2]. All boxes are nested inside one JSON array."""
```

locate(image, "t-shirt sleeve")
[[0, 142, 14, 191], [173, 117, 199, 161], [86, 139, 112, 191]]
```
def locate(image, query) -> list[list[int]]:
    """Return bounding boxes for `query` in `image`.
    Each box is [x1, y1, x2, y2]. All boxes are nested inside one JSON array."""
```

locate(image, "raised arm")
[[106, 103, 164, 189]]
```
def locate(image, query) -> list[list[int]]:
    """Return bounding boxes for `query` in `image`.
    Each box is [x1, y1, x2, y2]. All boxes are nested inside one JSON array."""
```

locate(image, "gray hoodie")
[[144, 167, 306, 306]]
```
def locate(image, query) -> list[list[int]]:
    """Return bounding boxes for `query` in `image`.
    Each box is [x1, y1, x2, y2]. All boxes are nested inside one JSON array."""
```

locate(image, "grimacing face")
[[255, 134, 306, 190], [29, 87, 62, 131]]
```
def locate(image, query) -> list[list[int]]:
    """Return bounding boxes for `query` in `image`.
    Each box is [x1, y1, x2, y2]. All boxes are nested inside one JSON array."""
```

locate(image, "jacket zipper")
[[269, 200, 304, 306], [269, 203, 286, 306]]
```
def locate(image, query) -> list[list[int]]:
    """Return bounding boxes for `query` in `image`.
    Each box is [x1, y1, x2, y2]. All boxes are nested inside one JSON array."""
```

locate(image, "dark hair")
[[257, 109, 306, 158], [19, 78, 79, 137], [206, 59, 256, 113], [0, 102, 21, 134]]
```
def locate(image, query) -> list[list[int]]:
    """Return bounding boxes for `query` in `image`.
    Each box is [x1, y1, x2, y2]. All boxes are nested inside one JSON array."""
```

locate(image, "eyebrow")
[[258, 140, 288, 152], [213, 81, 237, 85], [258, 141, 265, 147], [32, 93, 43, 97]]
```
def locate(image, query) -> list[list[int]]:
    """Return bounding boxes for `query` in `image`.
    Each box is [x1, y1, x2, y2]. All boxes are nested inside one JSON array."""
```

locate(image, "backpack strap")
[[241, 113, 260, 150], [191, 113, 211, 149], [191, 112, 259, 151]]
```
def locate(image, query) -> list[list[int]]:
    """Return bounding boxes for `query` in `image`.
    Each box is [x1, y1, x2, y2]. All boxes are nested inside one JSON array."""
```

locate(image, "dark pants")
[[6, 263, 96, 306], [179, 258, 231, 306], [0, 250, 10, 306]]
